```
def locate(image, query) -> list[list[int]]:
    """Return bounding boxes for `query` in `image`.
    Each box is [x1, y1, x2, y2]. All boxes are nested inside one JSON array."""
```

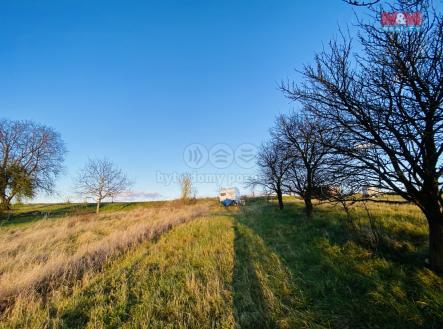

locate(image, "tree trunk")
[[304, 197, 313, 218], [96, 199, 101, 214], [305, 172, 313, 218], [276, 189, 284, 210], [428, 216, 443, 273], [0, 195, 10, 211], [419, 194, 443, 273]]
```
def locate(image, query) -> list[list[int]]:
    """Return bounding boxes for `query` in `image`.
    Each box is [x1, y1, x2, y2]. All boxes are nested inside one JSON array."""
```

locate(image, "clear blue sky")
[[0, 0, 358, 202]]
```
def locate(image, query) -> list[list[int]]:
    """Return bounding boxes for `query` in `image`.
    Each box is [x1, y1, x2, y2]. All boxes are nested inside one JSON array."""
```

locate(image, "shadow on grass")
[[232, 221, 278, 329], [231, 201, 320, 329], [312, 205, 428, 266], [231, 199, 443, 329]]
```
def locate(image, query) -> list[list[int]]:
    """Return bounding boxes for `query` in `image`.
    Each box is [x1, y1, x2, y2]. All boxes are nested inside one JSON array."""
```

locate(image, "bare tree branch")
[[76, 158, 131, 213], [282, 5, 443, 271]]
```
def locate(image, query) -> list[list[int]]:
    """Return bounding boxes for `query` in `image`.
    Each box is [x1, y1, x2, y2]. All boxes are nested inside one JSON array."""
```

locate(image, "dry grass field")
[[0, 201, 212, 316], [0, 197, 442, 329]]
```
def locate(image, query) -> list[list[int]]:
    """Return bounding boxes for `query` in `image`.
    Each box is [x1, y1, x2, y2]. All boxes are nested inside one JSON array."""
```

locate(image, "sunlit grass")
[[2, 215, 236, 329], [1, 197, 442, 328], [0, 200, 213, 314], [0, 201, 170, 227]]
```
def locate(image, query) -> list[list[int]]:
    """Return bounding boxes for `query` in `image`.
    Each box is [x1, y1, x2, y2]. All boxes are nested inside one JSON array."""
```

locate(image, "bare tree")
[[343, 0, 427, 8], [76, 158, 131, 214], [282, 7, 443, 271], [0, 119, 66, 210], [274, 112, 337, 217], [250, 140, 292, 209]]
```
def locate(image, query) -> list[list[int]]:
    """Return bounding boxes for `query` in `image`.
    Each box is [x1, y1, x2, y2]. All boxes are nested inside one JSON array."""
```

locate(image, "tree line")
[[253, 2, 443, 272], [0, 119, 131, 214], [0, 119, 196, 214]]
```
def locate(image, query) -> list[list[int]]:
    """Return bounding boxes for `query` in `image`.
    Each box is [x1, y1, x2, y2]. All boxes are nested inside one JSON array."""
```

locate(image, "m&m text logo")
[[381, 12, 422, 30]]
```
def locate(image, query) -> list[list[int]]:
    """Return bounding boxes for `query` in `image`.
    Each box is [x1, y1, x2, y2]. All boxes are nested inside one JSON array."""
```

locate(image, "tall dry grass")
[[0, 201, 212, 312]]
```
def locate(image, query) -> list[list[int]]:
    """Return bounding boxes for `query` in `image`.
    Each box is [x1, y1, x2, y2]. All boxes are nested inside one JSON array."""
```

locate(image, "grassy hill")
[[0, 201, 170, 227], [1, 198, 442, 328]]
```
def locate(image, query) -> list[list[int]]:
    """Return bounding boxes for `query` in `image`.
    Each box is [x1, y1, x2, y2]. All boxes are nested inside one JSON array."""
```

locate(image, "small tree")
[[179, 173, 196, 203], [274, 112, 336, 217], [76, 158, 131, 213], [0, 119, 66, 210], [250, 140, 292, 209]]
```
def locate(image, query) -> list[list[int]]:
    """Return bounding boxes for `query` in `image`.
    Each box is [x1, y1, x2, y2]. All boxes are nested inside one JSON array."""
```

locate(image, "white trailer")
[[219, 187, 241, 205], [362, 185, 379, 198]]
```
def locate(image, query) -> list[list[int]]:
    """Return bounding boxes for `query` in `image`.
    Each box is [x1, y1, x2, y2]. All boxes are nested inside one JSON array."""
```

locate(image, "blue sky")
[[0, 0, 358, 202]]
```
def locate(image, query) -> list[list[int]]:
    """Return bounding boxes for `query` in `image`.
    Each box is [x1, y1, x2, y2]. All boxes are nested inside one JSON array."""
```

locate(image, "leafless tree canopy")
[[282, 6, 443, 271], [251, 112, 342, 213], [0, 119, 66, 209], [343, 0, 427, 8], [273, 112, 339, 216], [76, 158, 131, 213], [250, 140, 292, 209]]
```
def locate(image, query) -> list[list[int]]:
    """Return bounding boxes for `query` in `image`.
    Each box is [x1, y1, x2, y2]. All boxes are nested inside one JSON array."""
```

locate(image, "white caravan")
[[219, 187, 241, 204]]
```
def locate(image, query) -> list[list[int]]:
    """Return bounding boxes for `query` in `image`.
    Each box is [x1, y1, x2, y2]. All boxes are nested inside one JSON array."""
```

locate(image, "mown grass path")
[[56, 215, 236, 329]]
